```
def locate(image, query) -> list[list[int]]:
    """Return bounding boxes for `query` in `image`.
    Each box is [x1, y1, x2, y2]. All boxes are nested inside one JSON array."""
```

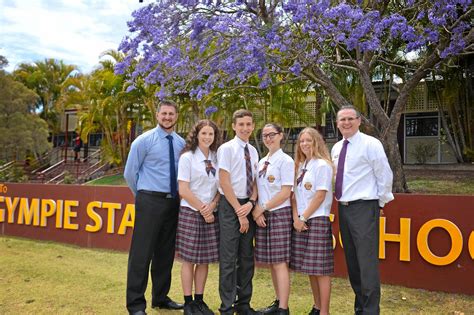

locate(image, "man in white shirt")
[[331, 105, 394, 315]]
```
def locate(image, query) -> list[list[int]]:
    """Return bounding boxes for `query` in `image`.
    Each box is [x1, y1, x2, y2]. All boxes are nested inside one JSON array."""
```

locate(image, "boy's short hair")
[[232, 109, 253, 123]]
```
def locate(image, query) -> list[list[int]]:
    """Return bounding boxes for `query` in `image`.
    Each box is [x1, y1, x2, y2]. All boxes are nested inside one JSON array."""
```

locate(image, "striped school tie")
[[244, 144, 253, 197]]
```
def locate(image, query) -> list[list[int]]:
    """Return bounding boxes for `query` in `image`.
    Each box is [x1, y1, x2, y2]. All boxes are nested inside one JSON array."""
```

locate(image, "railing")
[[0, 161, 15, 172], [37, 160, 65, 183], [46, 171, 66, 184], [86, 163, 109, 178], [80, 161, 102, 176], [86, 148, 101, 161]]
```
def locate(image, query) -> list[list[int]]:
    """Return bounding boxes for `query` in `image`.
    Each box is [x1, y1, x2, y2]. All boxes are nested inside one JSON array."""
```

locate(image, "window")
[[405, 116, 438, 137]]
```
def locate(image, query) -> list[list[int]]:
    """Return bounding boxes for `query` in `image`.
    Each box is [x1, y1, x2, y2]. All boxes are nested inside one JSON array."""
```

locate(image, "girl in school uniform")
[[290, 127, 335, 315], [176, 119, 221, 315], [253, 123, 295, 315]]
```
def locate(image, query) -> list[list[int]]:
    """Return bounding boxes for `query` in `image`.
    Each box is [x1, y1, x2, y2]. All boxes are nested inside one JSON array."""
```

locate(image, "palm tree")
[[77, 50, 151, 166], [13, 59, 78, 134]]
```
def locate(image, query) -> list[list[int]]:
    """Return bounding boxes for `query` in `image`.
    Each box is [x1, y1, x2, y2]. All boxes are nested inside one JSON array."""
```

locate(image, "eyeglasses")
[[338, 117, 360, 122], [262, 132, 280, 140]]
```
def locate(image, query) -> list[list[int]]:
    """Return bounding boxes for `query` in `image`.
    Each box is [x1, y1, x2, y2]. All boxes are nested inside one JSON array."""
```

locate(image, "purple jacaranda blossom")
[[115, 0, 472, 100], [204, 105, 218, 116], [125, 84, 136, 93]]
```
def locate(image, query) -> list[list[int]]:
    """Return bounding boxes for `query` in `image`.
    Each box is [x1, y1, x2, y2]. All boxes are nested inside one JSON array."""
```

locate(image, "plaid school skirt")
[[175, 206, 219, 264], [290, 216, 334, 275], [255, 206, 292, 264]]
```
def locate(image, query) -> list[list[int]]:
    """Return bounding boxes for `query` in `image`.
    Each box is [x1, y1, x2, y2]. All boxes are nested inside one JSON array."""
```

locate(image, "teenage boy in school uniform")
[[217, 109, 260, 315]]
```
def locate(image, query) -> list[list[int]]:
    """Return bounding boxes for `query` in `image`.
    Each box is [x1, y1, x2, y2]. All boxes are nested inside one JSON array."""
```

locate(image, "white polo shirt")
[[217, 136, 259, 199], [177, 149, 219, 211], [294, 158, 333, 218], [256, 149, 294, 211], [331, 131, 394, 208]]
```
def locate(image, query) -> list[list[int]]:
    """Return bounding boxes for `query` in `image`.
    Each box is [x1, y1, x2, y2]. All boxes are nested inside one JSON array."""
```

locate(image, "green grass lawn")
[[1, 237, 473, 314], [406, 177, 474, 195], [87, 174, 474, 195], [87, 174, 127, 186]]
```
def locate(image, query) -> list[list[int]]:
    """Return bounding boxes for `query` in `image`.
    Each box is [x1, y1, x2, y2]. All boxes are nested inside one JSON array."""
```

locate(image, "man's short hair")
[[157, 100, 178, 112], [337, 105, 360, 119], [232, 109, 253, 123]]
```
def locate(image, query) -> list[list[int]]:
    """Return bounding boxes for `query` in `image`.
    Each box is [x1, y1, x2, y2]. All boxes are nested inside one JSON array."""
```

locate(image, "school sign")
[[0, 183, 472, 295]]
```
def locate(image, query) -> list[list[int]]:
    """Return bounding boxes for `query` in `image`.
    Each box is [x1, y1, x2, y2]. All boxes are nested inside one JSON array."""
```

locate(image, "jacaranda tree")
[[117, 0, 473, 192]]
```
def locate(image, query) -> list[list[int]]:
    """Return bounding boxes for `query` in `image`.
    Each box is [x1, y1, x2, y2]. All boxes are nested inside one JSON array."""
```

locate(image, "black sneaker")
[[196, 300, 214, 315], [184, 301, 204, 315], [258, 299, 279, 314], [308, 307, 320, 315]]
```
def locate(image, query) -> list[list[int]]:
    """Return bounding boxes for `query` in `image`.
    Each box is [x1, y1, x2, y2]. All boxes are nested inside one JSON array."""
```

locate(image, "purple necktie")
[[244, 145, 253, 197], [335, 139, 349, 200]]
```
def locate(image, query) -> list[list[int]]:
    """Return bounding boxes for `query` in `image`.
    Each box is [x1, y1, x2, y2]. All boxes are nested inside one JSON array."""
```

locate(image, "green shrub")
[[411, 143, 437, 164]]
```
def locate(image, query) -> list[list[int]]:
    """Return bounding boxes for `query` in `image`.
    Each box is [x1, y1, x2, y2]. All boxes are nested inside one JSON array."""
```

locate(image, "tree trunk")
[[383, 131, 408, 193]]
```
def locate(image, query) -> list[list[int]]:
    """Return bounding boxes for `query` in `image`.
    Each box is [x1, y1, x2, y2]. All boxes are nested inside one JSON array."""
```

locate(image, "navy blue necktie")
[[166, 135, 177, 197]]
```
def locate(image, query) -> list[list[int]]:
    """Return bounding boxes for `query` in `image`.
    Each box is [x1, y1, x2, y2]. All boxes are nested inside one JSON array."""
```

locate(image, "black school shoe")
[[152, 297, 184, 310], [274, 308, 289, 315], [195, 300, 214, 315], [258, 299, 279, 314], [234, 307, 262, 315], [184, 301, 204, 315]]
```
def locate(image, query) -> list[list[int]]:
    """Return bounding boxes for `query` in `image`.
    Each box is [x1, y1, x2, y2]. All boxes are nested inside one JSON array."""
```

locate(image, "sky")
[[0, 0, 146, 73]]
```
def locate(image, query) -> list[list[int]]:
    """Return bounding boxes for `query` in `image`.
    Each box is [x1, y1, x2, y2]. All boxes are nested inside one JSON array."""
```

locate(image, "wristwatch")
[[248, 199, 256, 209], [262, 203, 268, 211], [298, 214, 307, 223]]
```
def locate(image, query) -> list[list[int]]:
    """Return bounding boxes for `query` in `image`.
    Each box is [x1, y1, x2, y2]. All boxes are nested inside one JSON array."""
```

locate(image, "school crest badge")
[[267, 175, 275, 183]]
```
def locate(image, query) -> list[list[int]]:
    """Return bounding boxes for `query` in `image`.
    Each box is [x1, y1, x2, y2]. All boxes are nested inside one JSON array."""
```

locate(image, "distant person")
[[217, 109, 259, 315], [331, 105, 394, 315], [253, 123, 294, 315], [123, 100, 185, 315], [291, 127, 334, 315], [176, 120, 221, 315], [73, 135, 82, 162]]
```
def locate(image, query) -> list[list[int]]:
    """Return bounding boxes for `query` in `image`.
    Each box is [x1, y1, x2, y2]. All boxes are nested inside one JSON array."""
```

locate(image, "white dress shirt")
[[256, 149, 294, 211], [177, 149, 218, 211], [217, 136, 259, 198], [294, 158, 333, 218], [331, 131, 394, 208]]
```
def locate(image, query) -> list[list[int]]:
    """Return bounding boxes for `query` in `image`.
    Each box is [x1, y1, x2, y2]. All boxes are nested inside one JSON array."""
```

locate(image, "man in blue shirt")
[[124, 100, 185, 315]]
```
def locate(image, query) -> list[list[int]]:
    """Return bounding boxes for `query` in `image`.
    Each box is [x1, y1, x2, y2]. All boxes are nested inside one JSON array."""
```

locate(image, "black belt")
[[138, 190, 174, 199], [339, 199, 377, 206], [220, 194, 249, 204]]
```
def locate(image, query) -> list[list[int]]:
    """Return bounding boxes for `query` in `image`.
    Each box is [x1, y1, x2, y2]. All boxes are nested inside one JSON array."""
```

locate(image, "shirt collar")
[[156, 125, 175, 139], [344, 130, 360, 143], [195, 147, 214, 161], [234, 136, 249, 148], [266, 148, 283, 163]]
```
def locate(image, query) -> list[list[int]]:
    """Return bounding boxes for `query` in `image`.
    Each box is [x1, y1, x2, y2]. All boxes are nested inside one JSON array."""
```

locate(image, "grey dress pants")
[[218, 196, 256, 314]]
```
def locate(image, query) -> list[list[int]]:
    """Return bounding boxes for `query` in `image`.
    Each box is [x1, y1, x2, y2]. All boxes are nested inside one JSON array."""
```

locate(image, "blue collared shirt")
[[124, 126, 185, 196]]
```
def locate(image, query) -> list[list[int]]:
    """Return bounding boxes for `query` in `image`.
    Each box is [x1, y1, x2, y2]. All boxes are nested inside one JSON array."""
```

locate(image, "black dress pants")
[[339, 199, 380, 315], [218, 196, 256, 314], [126, 191, 179, 313]]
